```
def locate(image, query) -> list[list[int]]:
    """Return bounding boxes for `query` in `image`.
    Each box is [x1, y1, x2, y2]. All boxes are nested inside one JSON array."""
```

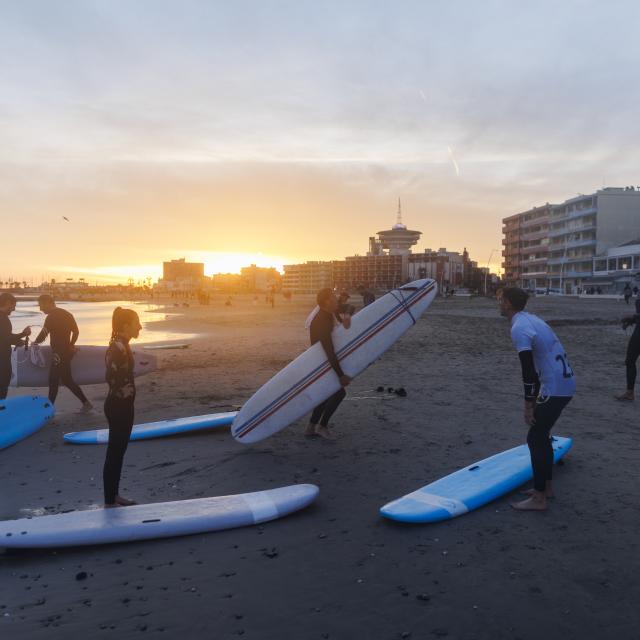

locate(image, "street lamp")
[[484, 249, 499, 295]]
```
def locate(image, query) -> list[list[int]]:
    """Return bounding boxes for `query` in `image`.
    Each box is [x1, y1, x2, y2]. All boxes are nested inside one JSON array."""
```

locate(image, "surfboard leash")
[[389, 290, 417, 325]]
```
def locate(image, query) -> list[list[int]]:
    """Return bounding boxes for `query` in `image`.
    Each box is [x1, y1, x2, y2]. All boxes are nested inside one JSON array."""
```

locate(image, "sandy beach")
[[1, 293, 639, 639]]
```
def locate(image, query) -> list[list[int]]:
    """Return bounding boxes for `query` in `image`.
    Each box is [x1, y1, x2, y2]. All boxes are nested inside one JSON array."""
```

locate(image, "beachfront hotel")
[[502, 187, 640, 293]]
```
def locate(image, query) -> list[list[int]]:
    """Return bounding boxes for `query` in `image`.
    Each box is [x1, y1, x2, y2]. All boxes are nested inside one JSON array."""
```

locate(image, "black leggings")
[[310, 388, 346, 427], [0, 361, 10, 400], [103, 396, 135, 504], [625, 328, 640, 391], [49, 354, 88, 404], [527, 396, 572, 492]]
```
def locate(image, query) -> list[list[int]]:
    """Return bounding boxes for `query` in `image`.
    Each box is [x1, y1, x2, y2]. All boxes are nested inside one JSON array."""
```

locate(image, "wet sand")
[[1, 294, 639, 639]]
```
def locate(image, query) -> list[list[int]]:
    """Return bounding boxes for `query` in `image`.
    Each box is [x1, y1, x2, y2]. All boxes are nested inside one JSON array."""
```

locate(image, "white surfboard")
[[232, 279, 437, 444], [0, 396, 56, 451], [0, 484, 319, 548], [10, 345, 157, 387], [380, 436, 573, 523], [64, 411, 238, 444]]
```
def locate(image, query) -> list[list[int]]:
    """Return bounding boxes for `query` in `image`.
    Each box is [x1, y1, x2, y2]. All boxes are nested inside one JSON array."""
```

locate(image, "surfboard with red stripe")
[[232, 279, 437, 444]]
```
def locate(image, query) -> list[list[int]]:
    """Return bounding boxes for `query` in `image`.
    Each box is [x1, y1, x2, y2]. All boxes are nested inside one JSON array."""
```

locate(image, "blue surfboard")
[[0, 396, 55, 451], [64, 411, 238, 444], [380, 436, 573, 523]]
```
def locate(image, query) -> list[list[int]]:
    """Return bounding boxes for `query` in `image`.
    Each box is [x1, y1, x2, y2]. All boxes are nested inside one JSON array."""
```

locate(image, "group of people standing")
[[0, 292, 141, 508], [2, 282, 639, 514]]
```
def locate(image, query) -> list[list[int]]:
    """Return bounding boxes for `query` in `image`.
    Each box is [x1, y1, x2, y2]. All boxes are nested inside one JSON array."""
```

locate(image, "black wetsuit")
[[103, 337, 136, 504], [0, 311, 25, 399], [309, 309, 346, 427], [35, 307, 88, 404], [624, 297, 640, 391]]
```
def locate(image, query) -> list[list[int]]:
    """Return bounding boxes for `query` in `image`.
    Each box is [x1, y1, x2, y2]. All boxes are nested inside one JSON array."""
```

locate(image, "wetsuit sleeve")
[[34, 316, 50, 345], [69, 315, 79, 346], [518, 350, 540, 401], [1, 316, 25, 347], [318, 315, 345, 378]]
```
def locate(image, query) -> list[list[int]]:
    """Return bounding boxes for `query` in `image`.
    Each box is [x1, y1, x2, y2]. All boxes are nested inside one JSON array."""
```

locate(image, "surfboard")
[[232, 279, 437, 444], [0, 396, 56, 451], [10, 345, 157, 387], [64, 411, 238, 444], [380, 436, 573, 523], [0, 484, 319, 548], [142, 343, 191, 350]]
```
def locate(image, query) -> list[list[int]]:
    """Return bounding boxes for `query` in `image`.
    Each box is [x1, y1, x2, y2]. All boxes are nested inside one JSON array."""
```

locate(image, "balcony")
[[548, 238, 596, 251], [547, 222, 597, 238]]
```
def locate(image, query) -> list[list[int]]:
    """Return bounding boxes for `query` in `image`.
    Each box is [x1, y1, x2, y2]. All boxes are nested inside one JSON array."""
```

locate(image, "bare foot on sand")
[[615, 390, 634, 401], [511, 493, 547, 511], [304, 424, 318, 438], [115, 495, 137, 506], [521, 481, 554, 499], [315, 425, 337, 441]]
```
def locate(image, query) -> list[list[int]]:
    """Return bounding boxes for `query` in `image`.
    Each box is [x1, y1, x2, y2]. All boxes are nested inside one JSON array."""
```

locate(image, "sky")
[[2, 0, 640, 284]]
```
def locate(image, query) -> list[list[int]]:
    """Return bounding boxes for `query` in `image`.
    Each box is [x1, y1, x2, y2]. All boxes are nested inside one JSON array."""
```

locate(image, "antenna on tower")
[[397, 198, 402, 226]]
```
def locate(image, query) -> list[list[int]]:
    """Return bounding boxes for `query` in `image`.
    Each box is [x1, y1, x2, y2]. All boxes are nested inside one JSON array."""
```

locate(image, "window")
[[608, 258, 617, 271], [595, 260, 607, 272]]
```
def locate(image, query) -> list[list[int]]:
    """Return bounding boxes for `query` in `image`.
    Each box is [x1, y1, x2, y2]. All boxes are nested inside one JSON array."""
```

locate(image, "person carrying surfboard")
[[498, 287, 575, 511], [0, 292, 31, 399], [305, 288, 352, 440], [33, 294, 93, 411], [103, 307, 142, 508]]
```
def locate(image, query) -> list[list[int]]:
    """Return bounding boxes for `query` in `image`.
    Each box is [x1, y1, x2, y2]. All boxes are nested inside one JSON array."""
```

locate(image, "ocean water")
[[11, 300, 194, 346]]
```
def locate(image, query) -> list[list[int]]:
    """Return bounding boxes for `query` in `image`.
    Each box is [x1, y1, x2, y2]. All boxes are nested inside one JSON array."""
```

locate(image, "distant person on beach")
[[305, 288, 351, 440], [623, 283, 632, 304], [616, 294, 640, 401], [103, 307, 142, 508], [337, 291, 355, 329], [33, 294, 93, 410], [498, 287, 575, 511], [357, 285, 375, 307], [0, 293, 31, 399]]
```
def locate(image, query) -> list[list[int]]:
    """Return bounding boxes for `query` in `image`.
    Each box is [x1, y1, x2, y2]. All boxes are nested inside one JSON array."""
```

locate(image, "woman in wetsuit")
[[103, 307, 142, 508]]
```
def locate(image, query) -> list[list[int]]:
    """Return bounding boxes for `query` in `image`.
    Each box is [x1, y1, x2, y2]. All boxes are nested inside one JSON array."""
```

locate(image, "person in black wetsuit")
[[0, 293, 31, 399], [305, 288, 352, 440], [103, 307, 141, 508], [616, 293, 640, 401], [33, 295, 92, 410]]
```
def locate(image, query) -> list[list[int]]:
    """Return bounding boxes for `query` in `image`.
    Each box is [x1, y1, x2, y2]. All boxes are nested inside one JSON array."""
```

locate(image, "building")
[[583, 240, 640, 293], [157, 258, 206, 292], [407, 248, 467, 288], [502, 187, 640, 292], [332, 254, 405, 291], [371, 200, 422, 256], [240, 265, 281, 292], [282, 261, 333, 294], [502, 204, 551, 290]]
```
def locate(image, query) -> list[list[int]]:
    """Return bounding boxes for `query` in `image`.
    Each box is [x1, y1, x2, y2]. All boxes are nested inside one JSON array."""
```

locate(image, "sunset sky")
[[2, 1, 640, 284]]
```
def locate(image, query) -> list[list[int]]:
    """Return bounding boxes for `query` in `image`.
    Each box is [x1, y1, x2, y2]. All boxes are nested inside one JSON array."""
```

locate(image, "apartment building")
[[502, 187, 640, 292]]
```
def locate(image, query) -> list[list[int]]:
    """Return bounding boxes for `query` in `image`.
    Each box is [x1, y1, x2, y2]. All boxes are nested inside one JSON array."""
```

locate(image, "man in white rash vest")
[[499, 287, 576, 511]]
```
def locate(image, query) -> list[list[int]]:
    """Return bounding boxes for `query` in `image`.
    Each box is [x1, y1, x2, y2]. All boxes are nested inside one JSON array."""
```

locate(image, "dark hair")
[[37, 294, 54, 305], [110, 307, 139, 342], [500, 287, 529, 311], [316, 288, 334, 306], [0, 292, 17, 307]]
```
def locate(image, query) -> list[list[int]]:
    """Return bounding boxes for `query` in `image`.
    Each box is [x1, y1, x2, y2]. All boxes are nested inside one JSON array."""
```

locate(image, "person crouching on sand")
[[103, 307, 141, 508], [498, 287, 575, 511], [305, 288, 351, 441]]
